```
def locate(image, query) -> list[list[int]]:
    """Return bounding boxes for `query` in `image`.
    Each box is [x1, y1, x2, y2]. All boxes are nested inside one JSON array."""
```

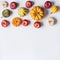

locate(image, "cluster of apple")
[[1, 0, 59, 28]]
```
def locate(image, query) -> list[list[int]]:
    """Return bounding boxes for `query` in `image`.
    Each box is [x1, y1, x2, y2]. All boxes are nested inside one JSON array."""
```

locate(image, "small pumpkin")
[[2, 9, 11, 17], [18, 7, 28, 17], [46, 17, 55, 26], [30, 6, 44, 20], [12, 17, 22, 27], [1, 1, 8, 8], [51, 6, 59, 13]]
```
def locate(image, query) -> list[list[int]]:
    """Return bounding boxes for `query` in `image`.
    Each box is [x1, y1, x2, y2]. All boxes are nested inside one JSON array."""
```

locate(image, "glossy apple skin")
[[44, 1, 52, 9], [22, 19, 30, 26], [10, 2, 17, 9], [34, 21, 41, 28], [26, 1, 33, 8], [1, 20, 10, 27]]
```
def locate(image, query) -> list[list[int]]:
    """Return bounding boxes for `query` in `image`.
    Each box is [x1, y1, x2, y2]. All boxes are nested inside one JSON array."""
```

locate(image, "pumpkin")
[[18, 7, 28, 17], [46, 17, 55, 26], [1, 1, 8, 8], [12, 17, 22, 27], [2, 9, 11, 17], [30, 6, 44, 20], [51, 6, 59, 13]]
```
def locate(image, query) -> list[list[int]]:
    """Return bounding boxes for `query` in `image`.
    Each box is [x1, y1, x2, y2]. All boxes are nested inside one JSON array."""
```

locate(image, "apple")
[[25, 1, 33, 8], [44, 1, 52, 9], [1, 20, 10, 27], [22, 19, 30, 26], [34, 21, 41, 28], [10, 2, 17, 9]]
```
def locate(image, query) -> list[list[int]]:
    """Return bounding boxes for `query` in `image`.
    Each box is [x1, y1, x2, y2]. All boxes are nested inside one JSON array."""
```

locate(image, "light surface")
[[0, 0, 60, 60]]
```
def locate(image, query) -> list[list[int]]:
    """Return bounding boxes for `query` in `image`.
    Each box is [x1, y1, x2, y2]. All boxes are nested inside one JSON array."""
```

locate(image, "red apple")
[[10, 2, 17, 9], [25, 1, 33, 8], [1, 20, 10, 27], [22, 19, 30, 26], [44, 1, 52, 9], [34, 21, 41, 28]]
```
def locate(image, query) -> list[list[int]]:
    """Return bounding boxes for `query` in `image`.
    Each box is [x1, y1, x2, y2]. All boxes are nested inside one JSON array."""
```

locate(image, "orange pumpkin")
[[12, 17, 22, 27], [30, 6, 44, 20]]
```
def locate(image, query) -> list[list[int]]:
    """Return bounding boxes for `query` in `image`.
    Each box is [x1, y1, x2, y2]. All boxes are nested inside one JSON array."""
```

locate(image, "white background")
[[0, 0, 60, 60]]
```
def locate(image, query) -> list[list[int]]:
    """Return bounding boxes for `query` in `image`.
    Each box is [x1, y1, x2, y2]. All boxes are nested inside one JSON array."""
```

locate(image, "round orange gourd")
[[12, 17, 22, 27], [30, 6, 44, 20]]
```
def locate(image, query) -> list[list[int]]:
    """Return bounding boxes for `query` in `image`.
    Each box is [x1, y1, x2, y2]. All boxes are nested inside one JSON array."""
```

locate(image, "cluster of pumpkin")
[[1, 1, 59, 28]]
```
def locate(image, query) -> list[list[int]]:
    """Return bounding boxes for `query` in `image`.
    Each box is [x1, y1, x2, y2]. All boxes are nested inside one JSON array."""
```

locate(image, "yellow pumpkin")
[[30, 6, 44, 20], [18, 7, 28, 17], [51, 6, 59, 13]]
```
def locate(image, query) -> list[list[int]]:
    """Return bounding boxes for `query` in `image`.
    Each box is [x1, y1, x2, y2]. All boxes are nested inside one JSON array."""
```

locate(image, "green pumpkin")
[[2, 9, 11, 17], [18, 7, 28, 17]]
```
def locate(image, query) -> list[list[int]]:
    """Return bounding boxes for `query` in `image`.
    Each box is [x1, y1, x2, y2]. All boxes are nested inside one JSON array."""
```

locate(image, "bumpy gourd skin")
[[30, 6, 44, 20], [18, 7, 28, 17], [2, 9, 11, 17]]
